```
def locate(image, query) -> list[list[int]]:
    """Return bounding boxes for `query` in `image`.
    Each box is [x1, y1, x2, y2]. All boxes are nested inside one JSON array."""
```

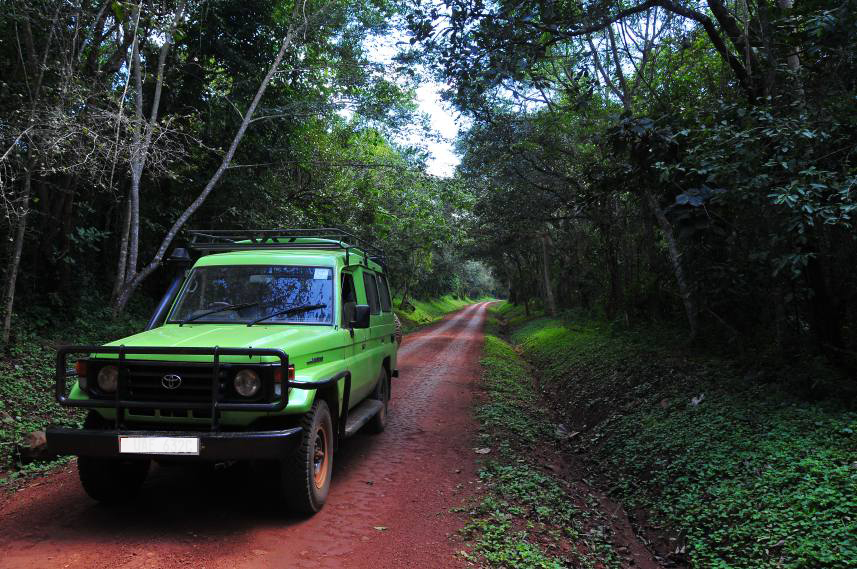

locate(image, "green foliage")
[[463, 319, 623, 568], [0, 293, 148, 483], [477, 335, 550, 443], [394, 294, 478, 332], [460, 509, 565, 569], [511, 314, 857, 569], [409, 0, 857, 364], [0, 0, 483, 341]]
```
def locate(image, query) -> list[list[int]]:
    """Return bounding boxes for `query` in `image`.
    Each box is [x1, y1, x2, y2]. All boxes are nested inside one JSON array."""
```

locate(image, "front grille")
[[127, 407, 213, 419], [124, 362, 226, 403]]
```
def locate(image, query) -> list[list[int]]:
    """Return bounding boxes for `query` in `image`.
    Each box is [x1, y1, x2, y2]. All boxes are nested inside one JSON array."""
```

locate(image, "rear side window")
[[341, 272, 357, 325], [378, 275, 392, 312], [363, 272, 381, 314]]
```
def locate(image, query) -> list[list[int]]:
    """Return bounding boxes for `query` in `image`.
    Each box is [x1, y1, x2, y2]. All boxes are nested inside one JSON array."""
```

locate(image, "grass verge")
[[458, 306, 623, 568], [395, 295, 482, 332], [507, 310, 856, 569]]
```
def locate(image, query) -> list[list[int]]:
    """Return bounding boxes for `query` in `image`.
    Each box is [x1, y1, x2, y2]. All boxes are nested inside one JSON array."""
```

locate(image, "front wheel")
[[78, 455, 150, 503], [281, 400, 334, 514], [77, 411, 150, 503]]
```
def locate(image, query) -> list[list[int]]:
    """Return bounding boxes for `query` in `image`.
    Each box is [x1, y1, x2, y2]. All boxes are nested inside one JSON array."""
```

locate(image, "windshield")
[[168, 265, 334, 325]]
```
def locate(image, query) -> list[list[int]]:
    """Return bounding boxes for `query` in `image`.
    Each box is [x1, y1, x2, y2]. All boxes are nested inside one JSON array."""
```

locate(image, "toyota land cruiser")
[[47, 229, 398, 514]]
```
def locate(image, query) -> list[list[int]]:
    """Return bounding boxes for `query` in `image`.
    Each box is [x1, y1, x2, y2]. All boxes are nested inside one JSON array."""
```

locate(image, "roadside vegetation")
[[0, 300, 148, 485], [459, 306, 626, 568], [489, 302, 856, 569], [395, 295, 483, 332]]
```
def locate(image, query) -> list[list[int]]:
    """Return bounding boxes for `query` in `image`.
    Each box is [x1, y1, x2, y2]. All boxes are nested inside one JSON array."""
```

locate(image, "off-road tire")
[[78, 455, 150, 503], [282, 400, 333, 515], [77, 411, 150, 504], [367, 368, 390, 434]]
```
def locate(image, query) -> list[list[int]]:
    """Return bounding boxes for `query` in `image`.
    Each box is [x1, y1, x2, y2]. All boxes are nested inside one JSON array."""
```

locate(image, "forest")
[[0, 0, 499, 347], [408, 0, 857, 369], [1, 0, 856, 366], [0, 0, 856, 567]]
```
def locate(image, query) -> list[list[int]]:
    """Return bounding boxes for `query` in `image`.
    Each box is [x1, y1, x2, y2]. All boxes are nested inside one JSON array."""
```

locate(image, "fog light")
[[97, 365, 118, 393], [234, 369, 261, 397]]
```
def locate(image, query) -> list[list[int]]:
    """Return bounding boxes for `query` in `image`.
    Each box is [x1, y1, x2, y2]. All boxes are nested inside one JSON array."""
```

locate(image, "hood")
[[102, 323, 335, 362]]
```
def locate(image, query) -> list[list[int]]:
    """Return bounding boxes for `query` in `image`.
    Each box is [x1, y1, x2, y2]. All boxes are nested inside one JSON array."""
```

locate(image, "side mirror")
[[167, 247, 193, 268], [350, 305, 371, 329]]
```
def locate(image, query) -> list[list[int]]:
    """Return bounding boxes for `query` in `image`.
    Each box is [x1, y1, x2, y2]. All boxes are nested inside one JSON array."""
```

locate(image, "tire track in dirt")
[[0, 303, 491, 569]]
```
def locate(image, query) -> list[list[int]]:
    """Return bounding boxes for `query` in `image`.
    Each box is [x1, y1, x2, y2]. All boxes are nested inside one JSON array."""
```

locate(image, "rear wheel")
[[281, 400, 333, 514], [367, 368, 390, 434]]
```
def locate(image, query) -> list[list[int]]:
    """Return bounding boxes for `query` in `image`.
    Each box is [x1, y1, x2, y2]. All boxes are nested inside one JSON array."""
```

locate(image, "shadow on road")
[[6, 430, 379, 543]]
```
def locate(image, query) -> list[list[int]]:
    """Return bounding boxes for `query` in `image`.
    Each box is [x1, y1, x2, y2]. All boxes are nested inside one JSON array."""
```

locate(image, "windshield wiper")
[[179, 301, 260, 326], [246, 304, 327, 327]]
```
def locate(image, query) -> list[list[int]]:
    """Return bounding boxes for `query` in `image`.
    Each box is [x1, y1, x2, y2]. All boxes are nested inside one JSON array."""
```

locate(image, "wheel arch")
[[312, 370, 351, 448]]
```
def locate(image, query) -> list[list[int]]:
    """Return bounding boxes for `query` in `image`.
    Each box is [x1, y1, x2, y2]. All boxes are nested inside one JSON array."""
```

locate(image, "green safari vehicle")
[[47, 229, 398, 514]]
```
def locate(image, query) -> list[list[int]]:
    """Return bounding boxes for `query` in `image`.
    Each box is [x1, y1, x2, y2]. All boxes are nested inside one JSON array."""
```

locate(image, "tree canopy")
[[0, 0, 494, 343], [406, 0, 857, 366]]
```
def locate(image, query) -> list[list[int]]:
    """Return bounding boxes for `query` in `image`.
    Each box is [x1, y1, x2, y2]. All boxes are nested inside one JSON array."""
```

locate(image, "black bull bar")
[[50, 345, 351, 440]]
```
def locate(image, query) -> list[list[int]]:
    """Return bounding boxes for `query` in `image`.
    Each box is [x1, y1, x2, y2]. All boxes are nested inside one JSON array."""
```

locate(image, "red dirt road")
[[0, 302, 491, 569]]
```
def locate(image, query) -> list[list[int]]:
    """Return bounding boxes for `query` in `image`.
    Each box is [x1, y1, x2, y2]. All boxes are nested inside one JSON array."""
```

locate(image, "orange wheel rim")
[[312, 425, 329, 488]]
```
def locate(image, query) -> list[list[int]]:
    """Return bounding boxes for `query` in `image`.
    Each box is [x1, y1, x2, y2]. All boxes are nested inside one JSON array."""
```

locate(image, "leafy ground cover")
[[458, 307, 629, 568], [395, 295, 481, 332], [503, 306, 857, 568], [0, 301, 147, 486]]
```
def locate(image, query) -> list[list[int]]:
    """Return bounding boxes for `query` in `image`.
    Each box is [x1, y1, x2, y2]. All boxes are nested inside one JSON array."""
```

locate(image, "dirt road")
[[0, 302, 491, 569]]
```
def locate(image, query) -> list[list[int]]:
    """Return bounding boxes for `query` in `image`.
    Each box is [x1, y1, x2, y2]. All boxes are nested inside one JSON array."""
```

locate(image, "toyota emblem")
[[162, 374, 182, 390]]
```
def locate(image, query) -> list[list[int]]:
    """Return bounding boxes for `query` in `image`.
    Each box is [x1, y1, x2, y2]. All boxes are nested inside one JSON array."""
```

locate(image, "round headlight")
[[234, 369, 261, 398], [97, 365, 118, 393]]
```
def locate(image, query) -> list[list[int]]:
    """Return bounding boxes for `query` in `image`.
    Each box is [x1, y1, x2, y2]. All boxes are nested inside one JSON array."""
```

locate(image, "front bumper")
[[46, 426, 303, 460]]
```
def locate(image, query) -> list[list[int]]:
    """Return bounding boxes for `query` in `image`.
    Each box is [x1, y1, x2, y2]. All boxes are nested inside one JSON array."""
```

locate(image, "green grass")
[[506, 309, 857, 569], [395, 294, 480, 332], [461, 313, 622, 568], [490, 301, 542, 331]]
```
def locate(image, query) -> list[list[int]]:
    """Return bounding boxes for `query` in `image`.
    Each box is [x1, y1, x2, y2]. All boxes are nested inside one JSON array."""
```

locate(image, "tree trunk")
[[804, 252, 844, 354], [2, 169, 31, 345], [776, 0, 804, 99], [602, 227, 622, 320], [111, 8, 327, 313], [399, 278, 411, 309], [3, 7, 59, 345], [112, 197, 132, 302], [646, 191, 698, 342], [540, 234, 557, 317]]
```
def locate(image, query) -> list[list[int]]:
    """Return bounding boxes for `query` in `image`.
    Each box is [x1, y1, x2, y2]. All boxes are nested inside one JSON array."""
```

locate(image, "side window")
[[341, 272, 357, 325], [362, 272, 381, 315], [378, 275, 392, 312]]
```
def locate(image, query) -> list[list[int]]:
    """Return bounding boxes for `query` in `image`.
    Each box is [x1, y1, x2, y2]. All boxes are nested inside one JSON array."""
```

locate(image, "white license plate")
[[118, 436, 200, 455]]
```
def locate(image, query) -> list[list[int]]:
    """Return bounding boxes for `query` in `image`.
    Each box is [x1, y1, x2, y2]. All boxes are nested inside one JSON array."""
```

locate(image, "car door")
[[340, 270, 365, 409], [345, 268, 374, 403]]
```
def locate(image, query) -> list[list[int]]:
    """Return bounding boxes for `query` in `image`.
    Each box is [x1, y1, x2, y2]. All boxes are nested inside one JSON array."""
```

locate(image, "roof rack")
[[185, 228, 387, 270]]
